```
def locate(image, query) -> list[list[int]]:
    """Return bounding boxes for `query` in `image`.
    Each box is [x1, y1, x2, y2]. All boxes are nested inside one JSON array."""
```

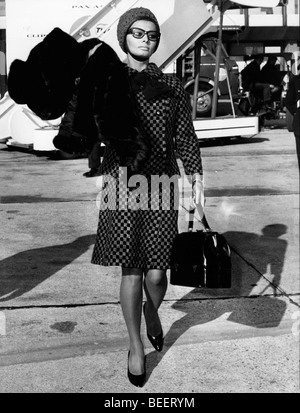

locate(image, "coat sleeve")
[[173, 78, 203, 176]]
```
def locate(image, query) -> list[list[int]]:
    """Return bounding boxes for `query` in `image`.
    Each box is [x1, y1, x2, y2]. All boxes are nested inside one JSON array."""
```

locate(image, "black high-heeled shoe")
[[127, 351, 146, 388], [143, 303, 164, 352]]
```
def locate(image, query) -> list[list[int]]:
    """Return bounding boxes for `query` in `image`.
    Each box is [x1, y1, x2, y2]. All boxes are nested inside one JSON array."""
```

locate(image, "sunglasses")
[[127, 27, 160, 42]]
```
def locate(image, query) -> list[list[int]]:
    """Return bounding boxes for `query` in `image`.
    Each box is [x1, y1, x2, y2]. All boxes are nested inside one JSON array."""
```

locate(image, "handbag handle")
[[188, 204, 211, 232]]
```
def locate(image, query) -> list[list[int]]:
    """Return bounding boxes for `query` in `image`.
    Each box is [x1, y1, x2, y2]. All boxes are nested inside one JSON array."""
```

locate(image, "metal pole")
[[282, 3, 287, 27], [225, 66, 236, 117], [192, 41, 202, 120], [221, 43, 236, 117], [211, 0, 224, 119], [176, 56, 183, 82]]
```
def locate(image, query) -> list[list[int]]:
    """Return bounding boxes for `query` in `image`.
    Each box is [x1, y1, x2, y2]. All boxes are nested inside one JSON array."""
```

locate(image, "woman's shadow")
[[145, 224, 288, 381], [0, 234, 95, 302]]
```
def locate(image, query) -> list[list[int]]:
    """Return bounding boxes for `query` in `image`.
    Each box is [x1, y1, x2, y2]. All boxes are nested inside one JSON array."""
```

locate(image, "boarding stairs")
[[0, 0, 260, 151]]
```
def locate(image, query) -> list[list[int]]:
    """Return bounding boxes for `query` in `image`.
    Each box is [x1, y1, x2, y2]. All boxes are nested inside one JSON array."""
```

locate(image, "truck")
[[180, 36, 240, 118]]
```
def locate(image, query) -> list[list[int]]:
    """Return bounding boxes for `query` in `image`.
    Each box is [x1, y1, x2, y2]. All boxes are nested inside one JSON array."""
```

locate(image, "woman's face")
[[126, 19, 159, 60]]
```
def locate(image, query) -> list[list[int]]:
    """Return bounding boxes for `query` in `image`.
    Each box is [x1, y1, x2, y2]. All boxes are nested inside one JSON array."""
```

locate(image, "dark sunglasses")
[[127, 27, 160, 42]]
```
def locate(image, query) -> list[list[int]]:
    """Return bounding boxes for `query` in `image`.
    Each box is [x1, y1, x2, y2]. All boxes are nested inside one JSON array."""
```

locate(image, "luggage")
[[170, 208, 231, 288]]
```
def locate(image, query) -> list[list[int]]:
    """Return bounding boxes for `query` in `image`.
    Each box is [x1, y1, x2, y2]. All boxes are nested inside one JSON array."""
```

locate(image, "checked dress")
[[91, 63, 203, 270]]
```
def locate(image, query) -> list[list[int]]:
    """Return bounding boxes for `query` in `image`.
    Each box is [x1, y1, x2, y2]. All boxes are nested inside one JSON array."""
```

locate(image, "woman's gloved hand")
[[192, 173, 205, 218]]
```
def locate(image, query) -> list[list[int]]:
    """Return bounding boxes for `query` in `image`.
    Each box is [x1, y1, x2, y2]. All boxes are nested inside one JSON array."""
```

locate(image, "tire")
[[286, 109, 294, 132], [185, 82, 214, 117]]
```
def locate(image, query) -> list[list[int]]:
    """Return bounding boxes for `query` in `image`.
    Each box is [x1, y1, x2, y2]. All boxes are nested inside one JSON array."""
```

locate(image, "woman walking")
[[91, 7, 204, 387]]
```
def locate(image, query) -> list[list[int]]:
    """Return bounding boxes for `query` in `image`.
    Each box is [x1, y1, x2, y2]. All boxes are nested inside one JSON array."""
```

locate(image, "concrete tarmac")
[[0, 125, 299, 394]]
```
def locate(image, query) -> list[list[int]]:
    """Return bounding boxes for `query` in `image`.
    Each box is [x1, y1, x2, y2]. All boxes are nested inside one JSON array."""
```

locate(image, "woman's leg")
[[120, 267, 144, 375], [143, 269, 167, 336]]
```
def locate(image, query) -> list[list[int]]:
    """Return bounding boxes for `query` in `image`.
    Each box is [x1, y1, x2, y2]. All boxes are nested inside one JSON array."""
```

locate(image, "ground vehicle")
[[180, 37, 298, 130], [237, 52, 297, 127], [178, 36, 240, 117]]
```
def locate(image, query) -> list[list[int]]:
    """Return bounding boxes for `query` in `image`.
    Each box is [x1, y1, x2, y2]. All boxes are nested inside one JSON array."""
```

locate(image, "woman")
[[92, 7, 204, 387]]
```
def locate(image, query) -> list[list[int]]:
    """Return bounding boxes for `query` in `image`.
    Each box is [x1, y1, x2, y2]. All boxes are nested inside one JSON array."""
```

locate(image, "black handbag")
[[170, 208, 231, 288]]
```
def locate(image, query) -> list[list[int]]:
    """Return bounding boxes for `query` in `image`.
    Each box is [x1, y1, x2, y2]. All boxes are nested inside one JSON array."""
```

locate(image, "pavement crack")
[[0, 301, 121, 311], [0, 293, 299, 311]]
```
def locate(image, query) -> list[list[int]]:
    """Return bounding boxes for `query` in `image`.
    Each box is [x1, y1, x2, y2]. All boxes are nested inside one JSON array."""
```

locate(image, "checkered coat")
[[91, 63, 203, 269]]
